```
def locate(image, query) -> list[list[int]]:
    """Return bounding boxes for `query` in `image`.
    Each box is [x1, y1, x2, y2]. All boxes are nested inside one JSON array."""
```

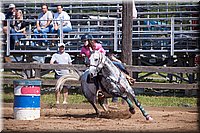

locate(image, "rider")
[[80, 34, 106, 98], [80, 33, 105, 65], [80, 33, 134, 103]]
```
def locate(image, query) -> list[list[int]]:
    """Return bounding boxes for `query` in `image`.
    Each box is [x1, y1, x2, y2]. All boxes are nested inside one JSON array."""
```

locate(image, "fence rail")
[[3, 63, 199, 90]]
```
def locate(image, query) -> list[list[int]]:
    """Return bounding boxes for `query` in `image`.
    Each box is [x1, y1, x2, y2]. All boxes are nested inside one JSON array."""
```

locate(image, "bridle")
[[89, 52, 106, 73]]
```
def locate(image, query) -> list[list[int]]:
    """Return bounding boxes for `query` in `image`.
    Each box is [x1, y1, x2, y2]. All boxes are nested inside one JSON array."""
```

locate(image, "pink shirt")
[[80, 43, 106, 58]]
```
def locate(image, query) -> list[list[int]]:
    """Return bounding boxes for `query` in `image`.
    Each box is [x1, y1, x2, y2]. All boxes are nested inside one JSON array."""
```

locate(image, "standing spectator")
[[51, 5, 72, 38], [33, 4, 53, 46], [50, 43, 72, 104], [3, 4, 17, 34], [10, 10, 26, 47]]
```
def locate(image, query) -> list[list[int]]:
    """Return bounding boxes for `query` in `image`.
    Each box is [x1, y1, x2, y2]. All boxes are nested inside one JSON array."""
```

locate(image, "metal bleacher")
[[0, 0, 199, 64]]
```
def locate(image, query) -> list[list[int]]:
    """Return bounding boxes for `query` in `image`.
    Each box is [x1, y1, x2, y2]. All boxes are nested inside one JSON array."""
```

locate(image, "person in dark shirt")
[[3, 4, 17, 31], [10, 9, 26, 47]]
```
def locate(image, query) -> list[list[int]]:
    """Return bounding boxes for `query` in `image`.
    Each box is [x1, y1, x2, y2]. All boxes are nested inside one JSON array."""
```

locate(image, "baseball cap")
[[58, 43, 65, 47], [9, 4, 15, 9]]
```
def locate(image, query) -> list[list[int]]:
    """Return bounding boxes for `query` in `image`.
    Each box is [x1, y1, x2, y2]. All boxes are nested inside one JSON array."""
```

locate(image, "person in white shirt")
[[0, 12, 5, 32], [132, 0, 137, 19], [33, 4, 53, 45], [50, 43, 72, 104], [51, 5, 72, 37]]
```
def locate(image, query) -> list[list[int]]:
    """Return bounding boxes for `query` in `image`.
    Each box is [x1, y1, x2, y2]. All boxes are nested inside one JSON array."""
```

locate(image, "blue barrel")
[[13, 80, 41, 120]]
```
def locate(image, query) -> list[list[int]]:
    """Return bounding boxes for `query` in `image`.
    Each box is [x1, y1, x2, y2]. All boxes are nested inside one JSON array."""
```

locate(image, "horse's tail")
[[70, 65, 83, 77], [55, 71, 80, 92]]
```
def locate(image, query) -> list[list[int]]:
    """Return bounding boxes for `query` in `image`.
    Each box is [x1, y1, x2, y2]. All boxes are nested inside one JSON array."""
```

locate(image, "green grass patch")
[[41, 93, 87, 105], [2, 91, 197, 108], [137, 95, 197, 107], [2, 92, 14, 103]]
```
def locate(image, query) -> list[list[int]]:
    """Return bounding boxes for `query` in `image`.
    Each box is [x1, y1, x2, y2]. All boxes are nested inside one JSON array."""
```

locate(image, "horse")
[[55, 51, 153, 121], [86, 50, 153, 121]]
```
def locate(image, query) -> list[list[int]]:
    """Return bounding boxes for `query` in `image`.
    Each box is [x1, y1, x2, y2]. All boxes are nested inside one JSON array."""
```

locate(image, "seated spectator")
[[51, 5, 72, 38], [10, 10, 26, 47], [0, 12, 5, 32], [33, 4, 53, 46], [3, 4, 17, 34]]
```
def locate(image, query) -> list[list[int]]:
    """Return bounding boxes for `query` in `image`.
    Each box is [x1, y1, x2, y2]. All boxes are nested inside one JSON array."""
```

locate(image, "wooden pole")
[[121, 0, 133, 65]]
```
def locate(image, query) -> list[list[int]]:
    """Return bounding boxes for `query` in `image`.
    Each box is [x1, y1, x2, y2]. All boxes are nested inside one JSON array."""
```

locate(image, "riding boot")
[[94, 77, 105, 99]]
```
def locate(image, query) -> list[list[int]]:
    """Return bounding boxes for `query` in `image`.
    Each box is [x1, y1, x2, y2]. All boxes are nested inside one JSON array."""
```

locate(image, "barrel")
[[13, 80, 41, 120]]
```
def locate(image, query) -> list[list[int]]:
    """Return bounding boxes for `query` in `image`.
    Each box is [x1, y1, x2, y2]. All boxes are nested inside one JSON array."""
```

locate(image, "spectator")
[[33, 4, 53, 46], [50, 43, 72, 104], [3, 4, 17, 34], [0, 12, 5, 32], [51, 5, 72, 38], [132, 0, 137, 19], [10, 10, 26, 47]]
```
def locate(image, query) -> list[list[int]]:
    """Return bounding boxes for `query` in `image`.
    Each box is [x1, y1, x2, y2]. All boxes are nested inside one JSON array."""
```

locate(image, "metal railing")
[[4, 16, 199, 56]]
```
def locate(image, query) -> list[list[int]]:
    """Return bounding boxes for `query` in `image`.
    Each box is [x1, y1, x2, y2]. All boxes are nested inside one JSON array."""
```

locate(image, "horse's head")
[[89, 50, 106, 78]]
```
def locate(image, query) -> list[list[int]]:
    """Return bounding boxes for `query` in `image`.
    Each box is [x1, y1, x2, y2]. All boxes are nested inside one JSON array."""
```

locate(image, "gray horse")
[[55, 51, 153, 121], [84, 50, 153, 121]]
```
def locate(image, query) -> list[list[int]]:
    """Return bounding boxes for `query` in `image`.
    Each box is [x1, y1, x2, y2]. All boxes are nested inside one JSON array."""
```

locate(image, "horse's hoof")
[[129, 107, 135, 114], [96, 112, 101, 117], [146, 115, 153, 121]]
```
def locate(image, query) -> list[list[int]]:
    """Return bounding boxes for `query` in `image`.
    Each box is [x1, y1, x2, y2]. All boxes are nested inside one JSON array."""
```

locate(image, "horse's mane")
[[99, 51, 121, 76]]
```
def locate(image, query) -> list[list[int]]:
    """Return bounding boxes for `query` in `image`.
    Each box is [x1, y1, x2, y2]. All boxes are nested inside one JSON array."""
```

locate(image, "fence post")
[[114, 19, 118, 51], [6, 20, 10, 56], [170, 17, 174, 56], [60, 19, 63, 43], [121, 1, 133, 65], [35, 69, 41, 78]]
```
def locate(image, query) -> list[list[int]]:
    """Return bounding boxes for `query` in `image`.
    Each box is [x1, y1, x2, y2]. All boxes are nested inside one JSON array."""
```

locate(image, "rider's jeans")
[[112, 61, 129, 75]]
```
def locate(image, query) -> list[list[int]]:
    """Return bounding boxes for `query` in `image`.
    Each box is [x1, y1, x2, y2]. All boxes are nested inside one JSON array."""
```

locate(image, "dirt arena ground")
[[2, 102, 199, 133]]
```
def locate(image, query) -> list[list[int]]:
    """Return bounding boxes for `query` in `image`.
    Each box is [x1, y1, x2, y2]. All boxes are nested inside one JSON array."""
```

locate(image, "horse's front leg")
[[122, 96, 135, 114], [89, 101, 101, 116], [127, 91, 153, 121]]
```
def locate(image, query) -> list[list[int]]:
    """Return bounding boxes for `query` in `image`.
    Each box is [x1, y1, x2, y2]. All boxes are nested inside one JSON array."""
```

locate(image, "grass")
[[41, 93, 87, 105], [2, 90, 197, 107], [136, 95, 197, 107]]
